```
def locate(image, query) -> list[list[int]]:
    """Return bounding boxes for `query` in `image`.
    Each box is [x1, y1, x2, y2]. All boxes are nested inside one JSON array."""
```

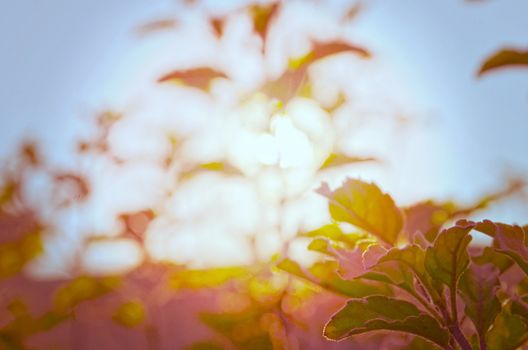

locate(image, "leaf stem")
[[447, 285, 472, 350]]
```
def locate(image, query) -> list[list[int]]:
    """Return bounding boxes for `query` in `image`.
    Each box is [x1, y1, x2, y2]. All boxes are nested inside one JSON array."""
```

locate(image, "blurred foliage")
[[1, 0, 527, 349]]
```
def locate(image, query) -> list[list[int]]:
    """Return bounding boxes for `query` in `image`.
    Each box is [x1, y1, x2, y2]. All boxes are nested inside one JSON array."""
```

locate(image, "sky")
[[1, 0, 528, 274]]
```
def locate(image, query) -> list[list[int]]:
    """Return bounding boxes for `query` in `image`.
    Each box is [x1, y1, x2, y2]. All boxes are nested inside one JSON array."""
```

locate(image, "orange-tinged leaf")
[[309, 40, 371, 62], [260, 66, 308, 105], [478, 48, 528, 76], [135, 18, 178, 36], [210, 17, 225, 38], [250, 2, 280, 48], [317, 179, 403, 245], [158, 68, 228, 91], [119, 209, 155, 242], [53, 172, 90, 206]]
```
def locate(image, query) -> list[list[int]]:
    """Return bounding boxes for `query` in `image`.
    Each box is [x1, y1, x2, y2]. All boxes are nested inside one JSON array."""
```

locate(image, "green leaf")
[[486, 308, 528, 350], [317, 179, 403, 245], [323, 296, 449, 348], [425, 221, 474, 289], [478, 48, 528, 76], [459, 264, 501, 340]]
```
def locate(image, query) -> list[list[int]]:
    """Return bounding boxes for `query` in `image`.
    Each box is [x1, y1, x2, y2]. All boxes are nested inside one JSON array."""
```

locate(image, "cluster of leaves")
[[279, 178, 528, 350]]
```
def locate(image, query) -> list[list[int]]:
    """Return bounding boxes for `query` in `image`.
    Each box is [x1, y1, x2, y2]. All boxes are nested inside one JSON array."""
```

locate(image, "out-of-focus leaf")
[[250, 2, 280, 49], [300, 223, 368, 248], [307, 237, 336, 256], [307, 40, 371, 63], [20, 141, 40, 166], [402, 201, 456, 243], [475, 221, 528, 276], [135, 18, 178, 36], [277, 258, 387, 298], [425, 221, 474, 289], [404, 336, 443, 350], [317, 179, 403, 246], [210, 17, 225, 38], [0, 180, 18, 206], [321, 92, 346, 114], [319, 153, 376, 170], [486, 308, 528, 350], [180, 162, 243, 180], [169, 267, 250, 289], [119, 209, 155, 242], [472, 246, 513, 273], [323, 296, 449, 347], [113, 300, 146, 328], [53, 172, 90, 206], [0, 230, 43, 280], [403, 179, 524, 242], [261, 39, 370, 104], [459, 264, 501, 341], [200, 311, 273, 350], [186, 342, 225, 350], [54, 276, 120, 312], [158, 68, 228, 91], [260, 66, 308, 105], [478, 48, 528, 76], [511, 296, 528, 321]]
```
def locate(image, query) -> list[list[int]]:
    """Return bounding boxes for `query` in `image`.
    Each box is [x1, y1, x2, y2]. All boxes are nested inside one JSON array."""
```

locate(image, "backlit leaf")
[[475, 221, 528, 276], [277, 259, 386, 298], [317, 179, 403, 245], [472, 246, 513, 273], [425, 221, 474, 289], [478, 48, 528, 76], [486, 308, 528, 350], [323, 296, 449, 347], [459, 264, 501, 340]]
